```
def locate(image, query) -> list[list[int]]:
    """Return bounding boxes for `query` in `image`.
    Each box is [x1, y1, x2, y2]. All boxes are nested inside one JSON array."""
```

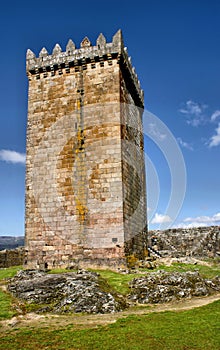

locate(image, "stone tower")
[[25, 30, 147, 269]]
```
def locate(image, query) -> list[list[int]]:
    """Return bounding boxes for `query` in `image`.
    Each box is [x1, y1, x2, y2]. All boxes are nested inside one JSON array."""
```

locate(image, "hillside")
[[0, 236, 24, 251]]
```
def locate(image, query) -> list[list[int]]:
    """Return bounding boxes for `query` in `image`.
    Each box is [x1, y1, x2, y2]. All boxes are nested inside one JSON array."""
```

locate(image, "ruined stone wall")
[[0, 247, 24, 268], [25, 31, 146, 269], [148, 226, 220, 258]]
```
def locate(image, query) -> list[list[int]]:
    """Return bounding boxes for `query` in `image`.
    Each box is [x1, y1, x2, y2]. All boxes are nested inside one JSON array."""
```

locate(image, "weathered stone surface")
[[148, 226, 220, 258], [0, 247, 24, 268], [129, 271, 220, 304], [7, 270, 127, 314], [25, 30, 147, 269]]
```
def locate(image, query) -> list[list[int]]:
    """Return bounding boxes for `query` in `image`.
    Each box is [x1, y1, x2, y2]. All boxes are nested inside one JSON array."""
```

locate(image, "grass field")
[[0, 300, 219, 350], [0, 263, 219, 350]]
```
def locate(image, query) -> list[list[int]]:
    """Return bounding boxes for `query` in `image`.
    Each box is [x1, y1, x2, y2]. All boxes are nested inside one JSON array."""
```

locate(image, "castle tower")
[[25, 30, 147, 269]]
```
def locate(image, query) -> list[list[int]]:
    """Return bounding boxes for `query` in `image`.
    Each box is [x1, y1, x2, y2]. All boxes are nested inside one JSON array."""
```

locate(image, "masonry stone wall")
[[0, 248, 24, 268], [148, 226, 220, 258], [120, 75, 147, 258], [25, 30, 147, 269]]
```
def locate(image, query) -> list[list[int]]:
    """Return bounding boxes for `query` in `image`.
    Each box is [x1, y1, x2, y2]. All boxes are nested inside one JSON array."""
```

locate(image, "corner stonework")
[[25, 30, 147, 269]]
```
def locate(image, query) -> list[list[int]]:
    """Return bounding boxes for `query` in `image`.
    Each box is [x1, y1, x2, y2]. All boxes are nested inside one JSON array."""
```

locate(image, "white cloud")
[[211, 110, 220, 122], [174, 222, 207, 229], [179, 102, 220, 146], [179, 100, 203, 116], [209, 123, 220, 147], [148, 123, 167, 141], [175, 212, 220, 228], [184, 212, 220, 223], [179, 100, 206, 126], [186, 118, 202, 127], [0, 149, 26, 164], [151, 213, 172, 224], [177, 137, 193, 151]]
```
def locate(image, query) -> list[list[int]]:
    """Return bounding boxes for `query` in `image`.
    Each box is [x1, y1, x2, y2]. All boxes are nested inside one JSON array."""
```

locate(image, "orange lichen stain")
[[75, 198, 88, 223], [56, 138, 75, 214]]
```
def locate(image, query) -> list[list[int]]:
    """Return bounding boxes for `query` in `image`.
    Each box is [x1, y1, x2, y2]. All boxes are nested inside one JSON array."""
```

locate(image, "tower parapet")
[[26, 30, 144, 108]]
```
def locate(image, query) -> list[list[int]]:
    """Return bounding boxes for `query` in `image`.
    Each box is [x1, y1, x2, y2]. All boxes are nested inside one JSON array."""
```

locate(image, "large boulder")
[[129, 270, 220, 304], [7, 269, 127, 314]]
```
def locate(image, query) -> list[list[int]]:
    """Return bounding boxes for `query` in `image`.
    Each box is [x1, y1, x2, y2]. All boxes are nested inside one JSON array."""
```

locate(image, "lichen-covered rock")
[[148, 226, 220, 258], [128, 271, 220, 304], [7, 270, 127, 314]]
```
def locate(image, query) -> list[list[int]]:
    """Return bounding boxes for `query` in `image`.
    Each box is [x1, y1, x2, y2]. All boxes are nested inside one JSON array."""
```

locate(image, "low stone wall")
[[0, 247, 25, 268], [148, 226, 220, 258], [1, 226, 220, 268]]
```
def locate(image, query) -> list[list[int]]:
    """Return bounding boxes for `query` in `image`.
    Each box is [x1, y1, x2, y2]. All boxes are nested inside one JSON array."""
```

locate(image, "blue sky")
[[0, 0, 219, 235]]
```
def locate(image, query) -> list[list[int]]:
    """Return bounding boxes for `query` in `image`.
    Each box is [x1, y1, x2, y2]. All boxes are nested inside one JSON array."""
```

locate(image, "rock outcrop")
[[129, 270, 220, 304], [148, 226, 220, 258], [7, 270, 127, 314], [7, 268, 220, 314]]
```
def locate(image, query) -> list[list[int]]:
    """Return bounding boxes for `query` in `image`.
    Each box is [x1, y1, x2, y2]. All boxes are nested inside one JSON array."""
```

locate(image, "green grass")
[[156, 262, 220, 279], [92, 269, 143, 295], [93, 262, 220, 295], [0, 300, 219, 349], [0, 266, 23, 281], [0, 289, 16, 320], [0, 267, 23, 320], [47, 268, 76, 274], [0, 264, 219, 349]]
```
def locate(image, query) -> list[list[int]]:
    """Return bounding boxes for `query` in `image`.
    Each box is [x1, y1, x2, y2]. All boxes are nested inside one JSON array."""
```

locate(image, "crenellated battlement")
[[26, 30, 144, 107]]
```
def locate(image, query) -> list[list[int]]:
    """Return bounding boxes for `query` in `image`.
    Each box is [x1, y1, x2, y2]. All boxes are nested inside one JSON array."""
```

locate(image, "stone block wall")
[[25, 30, 147, 269], [0, 247, 24, 268], [148, 226, 220, 258], [120, 75, 147, 258]]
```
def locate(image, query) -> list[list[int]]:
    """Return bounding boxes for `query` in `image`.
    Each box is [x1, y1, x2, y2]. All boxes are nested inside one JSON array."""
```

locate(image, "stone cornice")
[[26, 30, 144, 108]]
